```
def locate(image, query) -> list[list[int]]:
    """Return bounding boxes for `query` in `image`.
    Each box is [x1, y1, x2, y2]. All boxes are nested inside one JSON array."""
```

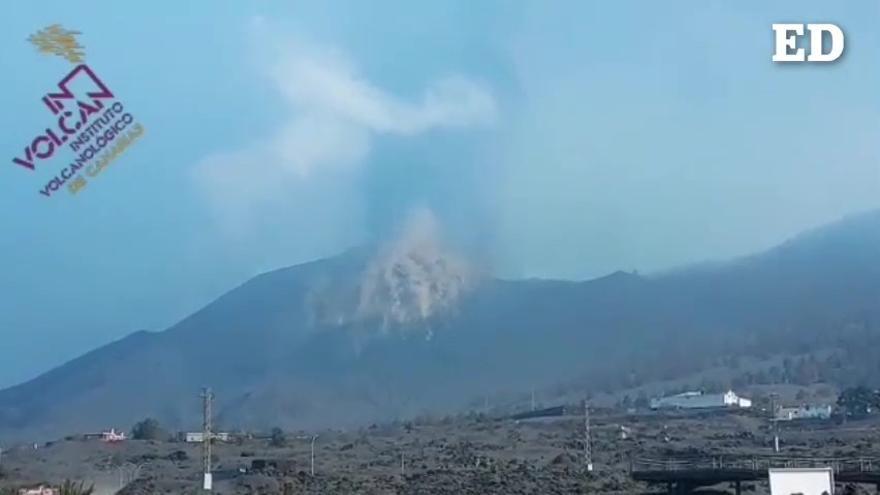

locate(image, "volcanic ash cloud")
[[356, 209, 476, 331]]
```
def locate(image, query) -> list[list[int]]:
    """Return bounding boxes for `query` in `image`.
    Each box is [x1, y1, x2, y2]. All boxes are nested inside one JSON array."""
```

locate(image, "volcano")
[[1, 210, 879, 441]]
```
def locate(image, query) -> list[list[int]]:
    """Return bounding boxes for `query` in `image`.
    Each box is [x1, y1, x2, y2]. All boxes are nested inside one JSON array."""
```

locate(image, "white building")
[[18, 487, 58, 495], [651, 390, 752, 410], [101, 428, 126, 442], [769, 467, 834, 495], [776, 405, 833, 421], [184, 432, 230, 443]]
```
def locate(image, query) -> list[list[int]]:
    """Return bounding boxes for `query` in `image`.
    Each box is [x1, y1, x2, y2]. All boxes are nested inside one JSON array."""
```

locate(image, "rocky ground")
[[1, 409, 879, 494]]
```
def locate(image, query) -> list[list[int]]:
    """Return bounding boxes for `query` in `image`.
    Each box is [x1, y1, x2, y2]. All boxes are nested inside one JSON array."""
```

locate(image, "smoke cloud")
[[302, 208, 478, 337], [356, 208, 477, 332], [192, 25, 496, 235]]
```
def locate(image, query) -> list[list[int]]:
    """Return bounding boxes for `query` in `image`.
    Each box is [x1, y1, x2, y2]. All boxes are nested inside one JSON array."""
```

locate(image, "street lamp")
[[296, 434, 319, 476]]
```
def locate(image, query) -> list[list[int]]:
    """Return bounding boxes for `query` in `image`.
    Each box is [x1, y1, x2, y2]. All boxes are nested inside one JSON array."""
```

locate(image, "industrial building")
[[650, 390, 752, 410]]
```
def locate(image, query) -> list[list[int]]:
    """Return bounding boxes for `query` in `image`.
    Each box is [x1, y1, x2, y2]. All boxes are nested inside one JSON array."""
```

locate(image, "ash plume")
[[356, 209, 477, 333], [303, 208, 480, 335]]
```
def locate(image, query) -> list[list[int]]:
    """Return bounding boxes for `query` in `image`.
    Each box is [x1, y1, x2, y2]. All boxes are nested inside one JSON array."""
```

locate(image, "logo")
[[11, 25, 145, 198], [772, 23, 844, 63]]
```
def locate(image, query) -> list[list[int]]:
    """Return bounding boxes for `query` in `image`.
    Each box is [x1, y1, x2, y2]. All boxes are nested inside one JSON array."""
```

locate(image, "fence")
[[631, 455, 880, 474]]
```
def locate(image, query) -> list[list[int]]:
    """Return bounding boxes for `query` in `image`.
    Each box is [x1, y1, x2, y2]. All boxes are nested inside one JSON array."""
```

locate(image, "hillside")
[[0, 210, 878, 441]]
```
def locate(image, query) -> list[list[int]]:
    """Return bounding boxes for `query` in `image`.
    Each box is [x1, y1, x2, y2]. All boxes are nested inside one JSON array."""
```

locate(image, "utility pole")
[[531, 388, 536, 412], [201, 387, 214, 491], [770, 393, 780, 453], [584, 399, 593, 473], [310, 434, 318, 476]]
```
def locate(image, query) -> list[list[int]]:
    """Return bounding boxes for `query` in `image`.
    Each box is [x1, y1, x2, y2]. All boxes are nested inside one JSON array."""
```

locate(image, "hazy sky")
[[0, 1, 877, 388]]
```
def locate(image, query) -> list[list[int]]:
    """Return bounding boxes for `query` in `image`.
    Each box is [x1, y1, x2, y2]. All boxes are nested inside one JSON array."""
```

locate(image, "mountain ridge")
[[1, 209, 878, 441]]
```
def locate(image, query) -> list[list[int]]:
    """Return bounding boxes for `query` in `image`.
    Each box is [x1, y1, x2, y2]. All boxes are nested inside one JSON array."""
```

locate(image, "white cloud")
[[193, 32, 496, 232]]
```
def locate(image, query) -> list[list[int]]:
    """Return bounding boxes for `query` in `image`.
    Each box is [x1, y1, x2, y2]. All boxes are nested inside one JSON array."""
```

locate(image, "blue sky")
[[0, 1, 877, 388]]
